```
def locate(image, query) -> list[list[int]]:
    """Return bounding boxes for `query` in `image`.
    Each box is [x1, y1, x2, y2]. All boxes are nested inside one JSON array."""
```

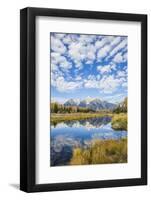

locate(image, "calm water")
[[50, 116, 127, 166]]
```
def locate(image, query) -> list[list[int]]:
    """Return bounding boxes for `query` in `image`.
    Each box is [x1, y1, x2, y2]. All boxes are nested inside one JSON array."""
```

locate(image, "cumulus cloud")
[[68, 42, 96, 68], [84, 79, 99, 89], [51, 52, 72, 72], [75, 76, 82, 81], [50, 33, 128, 94], [95, 37, 108, 49], [123, 52, 127, 61], [99, 75, 122, 93], [112, 52, 127, 63], [54, 33, 65, 39], [109, 38, 127, 58], [97, 65, 111, 74], [117, 70, 127, 77], [97, 45, 111, 60], [96, 36, 125, 62], [113, 52, 123, 63], [83, 72, 126, 94], [84, 75, 99, 89], [122, 82, 127, 88], [78, 34, 96, 44], [51, 36, 66, 54], [53, 76, 82, 92], [97, 64, 116, 74], [110, 36, 122, 46]]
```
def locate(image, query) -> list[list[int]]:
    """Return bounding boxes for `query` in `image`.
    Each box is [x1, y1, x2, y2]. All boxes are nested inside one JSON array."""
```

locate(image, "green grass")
[[111, 113, 127, 131], [70, 138, 127, 165], [51, 112, 112, 124]]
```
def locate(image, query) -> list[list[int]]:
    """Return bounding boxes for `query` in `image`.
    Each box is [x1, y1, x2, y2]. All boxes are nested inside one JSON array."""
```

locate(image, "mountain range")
[[64, 97, 116, 111]]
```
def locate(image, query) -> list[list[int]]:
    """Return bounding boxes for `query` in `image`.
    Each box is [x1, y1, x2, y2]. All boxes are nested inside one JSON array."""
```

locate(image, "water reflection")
[[52, 116, 111, 129], [50, 117, 127, 166]]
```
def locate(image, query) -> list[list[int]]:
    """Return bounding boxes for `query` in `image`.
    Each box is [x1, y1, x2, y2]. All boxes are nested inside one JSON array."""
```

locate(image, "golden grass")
[[70, 138, 127, 165], [111, 113, 127, 131]]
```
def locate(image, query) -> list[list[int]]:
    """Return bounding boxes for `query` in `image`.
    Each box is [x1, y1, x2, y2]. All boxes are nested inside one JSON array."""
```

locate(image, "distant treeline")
[[51, 97, 127, 114], [51, 102, 95, 113]]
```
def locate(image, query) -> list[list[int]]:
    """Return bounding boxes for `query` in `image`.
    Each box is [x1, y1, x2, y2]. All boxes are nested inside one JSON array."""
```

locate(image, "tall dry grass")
[[70, 138, 127, 165]]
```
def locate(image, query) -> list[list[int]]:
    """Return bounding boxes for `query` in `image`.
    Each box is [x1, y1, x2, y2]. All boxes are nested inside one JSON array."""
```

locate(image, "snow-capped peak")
[[85, 96, 95, 104]]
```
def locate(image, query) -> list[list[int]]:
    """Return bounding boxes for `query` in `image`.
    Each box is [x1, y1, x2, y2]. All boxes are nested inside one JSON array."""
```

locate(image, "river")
[[50, 116, 127, 166]]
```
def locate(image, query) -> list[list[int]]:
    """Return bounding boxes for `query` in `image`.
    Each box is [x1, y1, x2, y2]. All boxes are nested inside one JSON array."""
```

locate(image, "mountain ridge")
[[64, 98, 116, 111]]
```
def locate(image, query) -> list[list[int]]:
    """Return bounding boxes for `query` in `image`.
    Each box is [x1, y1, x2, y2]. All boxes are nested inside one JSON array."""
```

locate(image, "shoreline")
[[51, 112, 112, 123], [51, 112, 127, 131]]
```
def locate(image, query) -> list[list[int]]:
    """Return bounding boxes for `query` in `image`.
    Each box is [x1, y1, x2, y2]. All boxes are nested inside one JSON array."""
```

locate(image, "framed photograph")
[[20, 7, 147, 192]]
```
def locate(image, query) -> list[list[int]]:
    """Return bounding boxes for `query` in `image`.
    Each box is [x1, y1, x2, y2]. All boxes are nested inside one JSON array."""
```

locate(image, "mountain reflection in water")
[[50, 116, 127, 166]]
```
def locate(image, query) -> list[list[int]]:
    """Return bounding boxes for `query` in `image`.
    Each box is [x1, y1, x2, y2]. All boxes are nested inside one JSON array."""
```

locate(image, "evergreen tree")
[[54, 102, 58, 113]]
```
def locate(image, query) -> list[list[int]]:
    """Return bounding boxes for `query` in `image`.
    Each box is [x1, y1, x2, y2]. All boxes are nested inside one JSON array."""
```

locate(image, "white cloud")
[[84, 79, 99, 89], [52, 68, 127, 94], [62, 34, 79, 45], [86, 45, 96, 60], [97, 64, 116, 74], [54, 33, 65, 39], [97, 65, 111, 74], [68, 42, 84, 66], [51, 34, 127, 69], [62, 35, 72, 44], [96, 74, 101, 80], [51, 69, 63, 86], [84, 75, 99, 89], [78, 35, 96, 44], [51, 52, 62, 65], [112, 51, 127, 63], [96, 36, 123, 61], [110, 36, 121, 46], [99, 75, 122, 93], [75, 76, 82, 81], [83, 72, 125, 94], [95, 38, 108, 49], [51, 62, 58, 71], [54, 76, 82, 92], [109, 38, 127, 57], [51, 52, 72, 72], [68, 42, 96, 68], [112, 52, 123, 63], [50, 34, 128, 94], [51, 36, 66, 54], [97, 45, 112, 60], [59, 60, 72, 71], [117, 70, 126, 77], [122, 82, 127, 88], [62, 34, 97, 67], [123, 52, 127, 61]]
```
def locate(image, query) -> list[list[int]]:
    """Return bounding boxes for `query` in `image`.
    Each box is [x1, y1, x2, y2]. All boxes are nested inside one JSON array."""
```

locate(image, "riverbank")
[[111, 113, 127, 131], [70, 138, 127, 165], [51, 112, 112, 124], [51, 112, 127, 131]]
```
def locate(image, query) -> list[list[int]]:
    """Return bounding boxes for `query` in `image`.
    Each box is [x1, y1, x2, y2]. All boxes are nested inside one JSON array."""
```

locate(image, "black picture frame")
[[20, 7, 147, 192]]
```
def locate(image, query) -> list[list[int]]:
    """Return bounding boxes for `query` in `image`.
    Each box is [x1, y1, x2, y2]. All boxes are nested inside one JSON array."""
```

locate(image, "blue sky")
[[50, 33, 127, 104]]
